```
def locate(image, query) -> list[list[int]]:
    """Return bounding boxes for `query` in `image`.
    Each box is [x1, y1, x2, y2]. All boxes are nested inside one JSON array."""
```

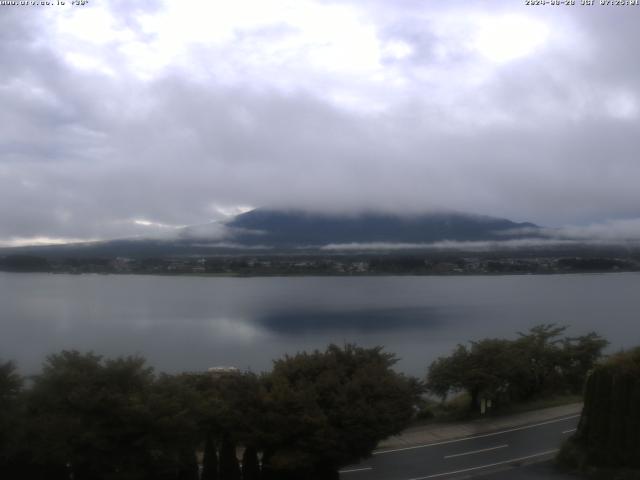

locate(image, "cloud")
[[178, 222, 231, 240], [320, 239, 581, 252], [548, 218, 640, 242], [0, 236, 98, 248], [1, 1, 640, 245]]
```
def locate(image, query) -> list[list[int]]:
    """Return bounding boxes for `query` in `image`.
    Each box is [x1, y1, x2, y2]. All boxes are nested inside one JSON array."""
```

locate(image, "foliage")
[[241, 446, 260, 480], [426, 325, 608, 412], [561, 347, 640, 473], [145, 373, 202, 480], [219, 436, 241, 480], [260, 344, 421, 478], [201, 433, 218, 480], [0, 255, 50, 272], [20, 351, 202, 480], [560, 332, 610, 392], [0, 344, 420, 479], [0, 333, 613, 478], [0, 360, 24, 477]]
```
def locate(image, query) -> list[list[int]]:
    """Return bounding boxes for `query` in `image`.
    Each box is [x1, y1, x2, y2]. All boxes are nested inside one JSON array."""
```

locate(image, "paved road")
[[478, 460, 581, 479], [339, 414, 580, 480]]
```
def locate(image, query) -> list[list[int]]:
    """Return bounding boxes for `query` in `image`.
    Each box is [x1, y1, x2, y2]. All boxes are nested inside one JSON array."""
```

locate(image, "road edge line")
[[374, 415, 580, 455], [406, 449, 559, 480]]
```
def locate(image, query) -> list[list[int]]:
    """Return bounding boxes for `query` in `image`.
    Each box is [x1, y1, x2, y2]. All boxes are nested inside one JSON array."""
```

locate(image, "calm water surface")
[[1, 272, 639, 376]]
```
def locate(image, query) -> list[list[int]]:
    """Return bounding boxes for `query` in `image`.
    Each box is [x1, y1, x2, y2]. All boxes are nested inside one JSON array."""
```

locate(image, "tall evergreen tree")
[[241, 446, 260, 480], [177, 450, 199, 480], [0, 361, 23, 477], [560, 347, 640, 471], [201, 434, 219, 480], [219, 436, 241, 480]]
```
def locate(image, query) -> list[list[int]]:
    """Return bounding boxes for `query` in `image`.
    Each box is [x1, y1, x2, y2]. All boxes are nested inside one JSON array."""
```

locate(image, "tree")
[[24, 351, 201, 480], [427, 340, 519, 411], [26, 351, 114, 479], [219, 436, 241, 480], [512, 324, 568, 399], [558, 347, 640, 474], [465, 339, 520, 409], [0, 254, 50, 272], [260, 344, 420, 478], [561, 332, 609, 393], [201, 433, 219, 480], [0, 360, 24, 477], [146, 373, 202, 480], [426, 325, 608, 413], [241, 446, 261, 480], [426, 345, 469, 402], [176, 450, 199, 480]]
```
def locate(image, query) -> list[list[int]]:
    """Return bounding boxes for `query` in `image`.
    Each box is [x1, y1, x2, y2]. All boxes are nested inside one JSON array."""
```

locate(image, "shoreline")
[[1, 269, 639, 278]]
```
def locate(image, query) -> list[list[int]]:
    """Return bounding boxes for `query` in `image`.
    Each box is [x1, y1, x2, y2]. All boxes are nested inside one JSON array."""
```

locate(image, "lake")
[[1, 272, 639, 377]]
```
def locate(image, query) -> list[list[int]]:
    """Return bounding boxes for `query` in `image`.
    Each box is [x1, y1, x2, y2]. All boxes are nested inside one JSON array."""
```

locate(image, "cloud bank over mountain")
[[1, 1, 640, 246]]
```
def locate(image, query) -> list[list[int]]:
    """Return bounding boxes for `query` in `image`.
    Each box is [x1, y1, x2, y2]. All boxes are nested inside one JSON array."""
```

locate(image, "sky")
[[1, 0, 640, 246]]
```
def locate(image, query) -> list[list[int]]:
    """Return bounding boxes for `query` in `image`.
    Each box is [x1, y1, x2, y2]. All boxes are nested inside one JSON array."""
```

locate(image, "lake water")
[[1, 272, 639, 377]]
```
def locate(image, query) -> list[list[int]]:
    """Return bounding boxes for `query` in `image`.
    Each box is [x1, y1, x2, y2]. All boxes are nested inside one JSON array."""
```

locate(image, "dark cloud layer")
[[1, 1, 639, 245]]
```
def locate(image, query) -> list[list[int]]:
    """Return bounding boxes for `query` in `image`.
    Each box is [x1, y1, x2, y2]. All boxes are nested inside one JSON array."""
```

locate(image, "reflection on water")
[[1, 272, 639, 377], [256, 307, 444, 334]]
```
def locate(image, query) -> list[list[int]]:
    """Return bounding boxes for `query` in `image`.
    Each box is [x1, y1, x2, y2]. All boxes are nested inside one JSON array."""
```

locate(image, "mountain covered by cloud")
[[224, 208, 540, 247], [0, 208, 542, 255], [6, 207, 640, 257], [1, 1, 640, 247]]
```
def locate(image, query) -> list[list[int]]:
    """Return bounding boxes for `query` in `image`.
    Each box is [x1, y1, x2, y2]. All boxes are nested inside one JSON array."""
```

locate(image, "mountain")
[[0, 209, 541, 258], [224, 209, 539, 248]]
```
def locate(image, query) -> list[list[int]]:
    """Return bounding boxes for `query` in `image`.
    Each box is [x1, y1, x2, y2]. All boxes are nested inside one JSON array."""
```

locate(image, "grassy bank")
[[413, 393, 583, 426]]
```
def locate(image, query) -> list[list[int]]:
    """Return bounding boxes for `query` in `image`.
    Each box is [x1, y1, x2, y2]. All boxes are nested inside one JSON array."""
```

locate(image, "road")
[[339, 414, 580, 480]]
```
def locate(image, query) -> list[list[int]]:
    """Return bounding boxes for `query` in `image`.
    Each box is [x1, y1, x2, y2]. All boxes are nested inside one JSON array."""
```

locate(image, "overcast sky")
[[1, 0, 640, 246]]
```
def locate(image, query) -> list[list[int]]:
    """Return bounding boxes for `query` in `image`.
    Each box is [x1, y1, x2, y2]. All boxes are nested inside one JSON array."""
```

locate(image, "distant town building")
[[208, 366, 240, 375]]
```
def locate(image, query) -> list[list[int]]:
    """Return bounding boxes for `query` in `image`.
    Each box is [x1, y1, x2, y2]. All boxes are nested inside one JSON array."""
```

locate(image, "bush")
[[415, 406, 435, 421]]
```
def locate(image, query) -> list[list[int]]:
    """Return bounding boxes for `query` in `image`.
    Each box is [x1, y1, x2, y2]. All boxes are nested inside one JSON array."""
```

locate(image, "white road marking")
[[339, 467, 373, 474], [406, 449, 559, 480], [443, 444, 508, 459], [374, 415, 580, 455], [562, 428, 577, 434]]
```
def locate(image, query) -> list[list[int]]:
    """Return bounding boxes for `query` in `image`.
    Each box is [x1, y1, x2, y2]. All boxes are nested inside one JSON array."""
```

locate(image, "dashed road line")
[[443, 444, 508, 459], [339, 467, 373, 474], [374, 415, 580, 455], [406, 449, 559, 480]]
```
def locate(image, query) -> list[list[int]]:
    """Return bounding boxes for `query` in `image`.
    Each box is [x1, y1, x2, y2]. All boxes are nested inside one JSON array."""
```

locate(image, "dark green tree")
[[186, 370, 264, 477], [26, 351, 118, 479], [147, 373, 202, 480], [24, 351, 202, 480], [427, 339, 519, 410], [260, 344, 420, 478], [559, 347, 640, 474], [561, 332, 609, 393], [201, 433, 219, 480], [426, 344, 468, 401], [512, 324, 568, 399], [241, 446, 261, 480], [219, 436, 241, 480], [0, 360, 24, 477], [427, 325, 608, 412], [465, 339, 519, 409], [176, 450, 199, 480]]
